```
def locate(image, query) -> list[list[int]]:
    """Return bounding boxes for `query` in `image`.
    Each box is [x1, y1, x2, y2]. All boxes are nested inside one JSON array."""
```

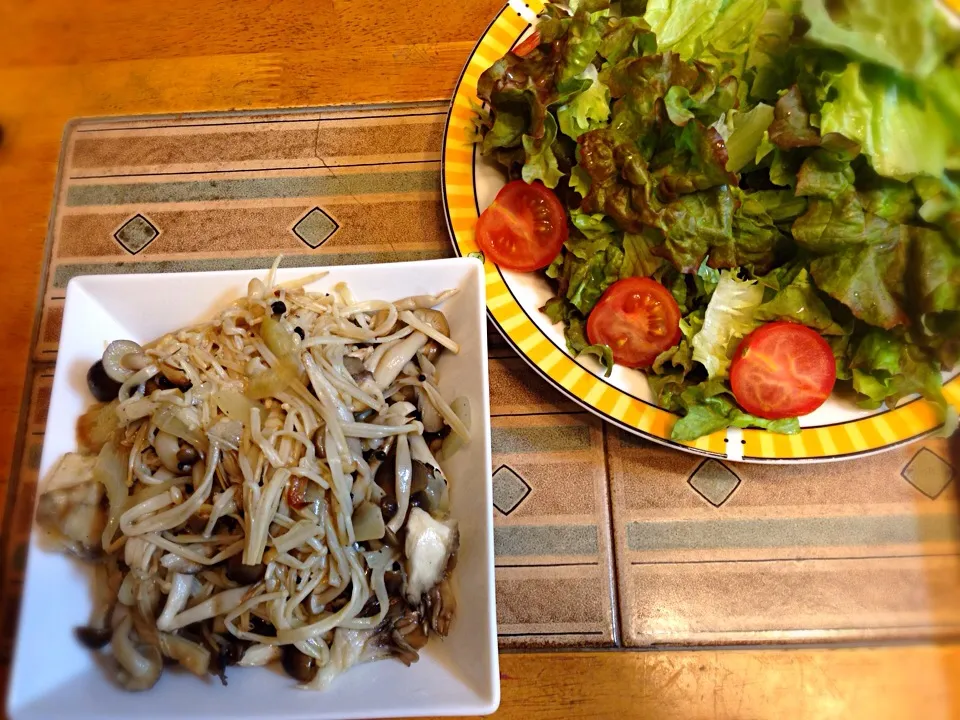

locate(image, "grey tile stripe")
[[626, 513, 960, 551], [65, 170, 440, 206], [495, 525, 599, 557], [52, 250, 450, 288], [492, 425, 592, 454]]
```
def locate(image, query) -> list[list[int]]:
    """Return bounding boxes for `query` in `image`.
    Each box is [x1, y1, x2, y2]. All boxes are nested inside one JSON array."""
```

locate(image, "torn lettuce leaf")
[[521, 113, 564, 188], [819, 63, 952, 180], [557, 66, 612, 140], [479, 90, 529, 154], [808, 236, 910, 330], [754, 268, 847, 334], [802, 0, 945, 79], [667, 380, 801, 441], [848, 327, 950, 412], [552, 233, 625, 315], [723, 103, 775, 172], [651, 186, 784, 274], [644, 0, 770, 63], [643, 0, 727, 61], [911, 226, 960, 315], [691, 270, 765, 378], [768, 85, 821, 149], [558, 7, 607, 86], [621, 231, 666, 278], [542, 298, 615, 376]]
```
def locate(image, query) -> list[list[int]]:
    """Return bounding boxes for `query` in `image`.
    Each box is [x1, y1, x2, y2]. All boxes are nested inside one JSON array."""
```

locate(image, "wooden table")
[[1, 1, 959, 718]]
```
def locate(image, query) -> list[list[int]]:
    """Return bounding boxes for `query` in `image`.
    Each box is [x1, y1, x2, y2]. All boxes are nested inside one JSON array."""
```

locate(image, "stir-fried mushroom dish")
[[36, 263, 468, 691]]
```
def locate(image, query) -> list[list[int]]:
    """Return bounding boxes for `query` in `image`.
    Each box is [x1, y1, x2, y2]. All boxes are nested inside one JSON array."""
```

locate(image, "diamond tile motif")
[[901, 448, 955, 499], [688, 459, 741, 507], [113, 214, 159, 254], [292, 207, 339, 248], [492, 464, 531, 516]]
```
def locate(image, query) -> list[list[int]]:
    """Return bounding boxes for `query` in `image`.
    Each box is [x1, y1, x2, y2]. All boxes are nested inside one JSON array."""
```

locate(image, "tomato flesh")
[[475, 180, 568, 272], [586, 277, 682, 369], [730, 321, 836, 420]]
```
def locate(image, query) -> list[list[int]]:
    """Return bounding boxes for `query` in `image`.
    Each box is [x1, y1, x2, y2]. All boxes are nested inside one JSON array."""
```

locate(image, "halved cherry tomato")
[[586, 278, 682, 369], [512, 31, 541, 57], [730, 321, 836, 420], [475, 180, 568, 272]]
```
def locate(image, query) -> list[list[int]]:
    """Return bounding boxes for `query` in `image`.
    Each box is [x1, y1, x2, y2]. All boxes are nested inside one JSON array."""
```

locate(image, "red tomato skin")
[[475, 180, 568, 272], [586, 277, 683, 369], [512, 31, 541, 57], [730, 321, 836, 420]]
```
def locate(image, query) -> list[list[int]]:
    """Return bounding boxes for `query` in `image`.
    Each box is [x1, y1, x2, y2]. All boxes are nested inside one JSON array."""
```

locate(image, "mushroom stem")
[[373, 332, 429, 389], [159, 633, 211, 677], [156, 573, 194, 631], [398, 311, 459, 354], [386, 434, 412, 534], [238, 644, 282, 667], [160, 585, 254, 632], [112, 612, 162, 691]]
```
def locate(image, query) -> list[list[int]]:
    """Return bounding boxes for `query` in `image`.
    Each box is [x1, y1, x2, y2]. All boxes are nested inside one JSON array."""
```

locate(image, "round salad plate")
[[441, 0, 960, 463]]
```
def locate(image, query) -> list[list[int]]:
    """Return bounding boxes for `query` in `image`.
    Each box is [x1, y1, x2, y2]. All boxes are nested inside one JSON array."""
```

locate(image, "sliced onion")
[[261, 316, 299, 359], [77, 401, 121, 454], [409, 435, 449, 516], [160, 553, 204, 574], [153, 405, 205, 446], [116, 398, 157, 424], [247, 359, 298, 400], [387, 434, 412, 534], [352, 502, 385, 542], [208, 418, 243, 449], [273, 518, 324, 554], [438, 396, 471, 461], [213, 388, 263, 424]]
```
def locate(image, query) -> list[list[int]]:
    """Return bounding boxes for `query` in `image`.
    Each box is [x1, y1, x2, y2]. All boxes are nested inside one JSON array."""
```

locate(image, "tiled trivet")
[[2, 104, 957, 671]]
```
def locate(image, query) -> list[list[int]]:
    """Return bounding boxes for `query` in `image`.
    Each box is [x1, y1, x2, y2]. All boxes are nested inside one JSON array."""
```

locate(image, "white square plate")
[[7, 257, 498, 720]]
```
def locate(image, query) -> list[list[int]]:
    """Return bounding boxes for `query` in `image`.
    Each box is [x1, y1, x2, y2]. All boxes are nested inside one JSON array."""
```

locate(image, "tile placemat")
[[1, 104, 957, 670]]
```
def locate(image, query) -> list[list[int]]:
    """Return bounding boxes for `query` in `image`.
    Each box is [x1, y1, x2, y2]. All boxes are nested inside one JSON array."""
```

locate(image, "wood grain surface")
[[1, 2, 959, 718]]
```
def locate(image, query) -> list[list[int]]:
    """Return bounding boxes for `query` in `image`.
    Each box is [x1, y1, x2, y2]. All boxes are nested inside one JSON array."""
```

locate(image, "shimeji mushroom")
[[373, 310, 452, 389], [111, 612, 162, 691], [158, 633, 211, 677]]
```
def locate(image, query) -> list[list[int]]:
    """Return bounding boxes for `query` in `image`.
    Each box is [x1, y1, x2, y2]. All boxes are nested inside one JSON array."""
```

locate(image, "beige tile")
[[609, 429, 960, 646], [496, 567, 615, 648], [626, 555, 960, 645], [492, 414, 616, 647]]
